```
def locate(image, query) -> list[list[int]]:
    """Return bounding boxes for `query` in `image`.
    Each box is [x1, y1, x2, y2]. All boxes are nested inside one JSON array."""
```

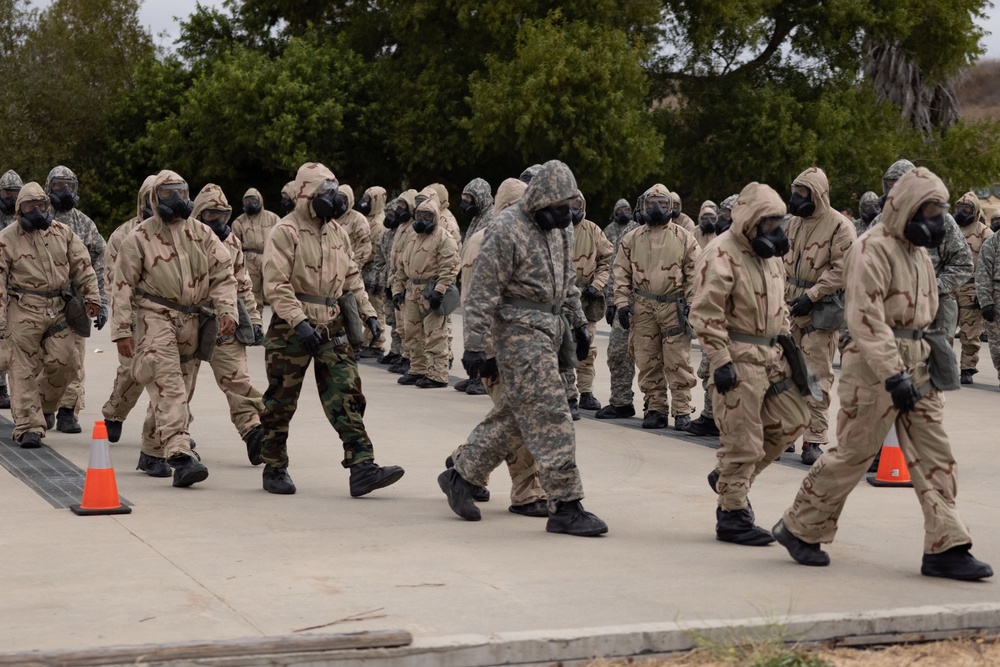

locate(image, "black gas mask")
[[700, 215, 717, 235], [613, 210, 630, 224], [357, 194, 372, 216], [279, 193, 294, 216], [383, 208, 399, 229], [243, 197, 262, 216], [904, 203, 948, 248], [716, 213, 733, 235], [954, 206, 976, 227], [141, 194, 154, 220], [788, 188, 816, 218], [155, 184, 194, 223], [645, 202, 670, 226], [311, 181, 348, 221], [48, 179, 79, 213], [395, 204, 412, 224], [533, 203, 572, 231], [0, 188, 19, 215], [670, 204, 681, 220], [860, 207, 879, 224], [19, 200, 53, 232], [571, 206, 584, 225], [412, 211, 436, 234], [200, 209, 232, 241], [992, 219, 1000, 234], [751, 217, 790, 258], [460, 197, 479, 218]]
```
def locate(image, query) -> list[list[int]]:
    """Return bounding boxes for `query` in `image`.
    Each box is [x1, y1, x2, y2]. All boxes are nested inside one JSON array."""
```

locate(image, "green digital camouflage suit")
[[602, 199, 639, 411]]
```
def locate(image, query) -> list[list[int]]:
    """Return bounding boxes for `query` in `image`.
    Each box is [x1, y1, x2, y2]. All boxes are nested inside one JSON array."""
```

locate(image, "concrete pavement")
[[1, 311, 998, 655]]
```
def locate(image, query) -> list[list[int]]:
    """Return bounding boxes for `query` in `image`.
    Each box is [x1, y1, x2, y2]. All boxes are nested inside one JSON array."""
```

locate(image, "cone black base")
[[865, 474, 913, 488], [69, 504, 132, 516]]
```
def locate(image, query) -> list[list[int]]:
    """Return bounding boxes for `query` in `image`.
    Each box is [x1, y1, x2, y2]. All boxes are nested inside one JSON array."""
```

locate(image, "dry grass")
[[956, 59, 1000, 120], [584, 637, 1000, 667]]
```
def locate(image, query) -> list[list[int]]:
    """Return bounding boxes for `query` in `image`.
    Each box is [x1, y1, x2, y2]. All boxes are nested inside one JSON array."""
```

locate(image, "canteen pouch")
[[581, 288, 606, 324], [197, 305, 219, 362], [558, 314, 579, 370], [810, 290, 846, 331], [776, 333, 823, 402], [234, 298, 256, 345], [925, 328, 960, 391], [338, 291, 365, 348], [422, 282, 461, 317], [62, 289, 91, 338]]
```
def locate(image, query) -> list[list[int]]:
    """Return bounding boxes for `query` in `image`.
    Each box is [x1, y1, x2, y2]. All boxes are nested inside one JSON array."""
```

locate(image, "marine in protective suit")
[[594, 198, 639, 420], [113, 170, 238, 487], [854, 191, 881, 237], [783, 167, 857, 465], [358, 186, 388, 358], [694, 200, 719, 249], [391, 199, 460, 388], [460, 177, 494, 243], [976, 215, 1000, 382], [952, 191, 992, 384], [614, 184, 699, 430], [102, 175, 157, 445], [689, 182, 810, 546], [375, 196, 404, 366], [0, 183, 101, 447], [232, 187, 280, 318], [562, 193, 613, 415], [416, 184, 462, 245], [439, 160, 607, 537], [387, 189, 420, 376], [668, 192, 697, 235], [774, 168, 992, 581], [259, 162, 403, 497], [44, 166, 107, 434], [0, 169, 24, 409]]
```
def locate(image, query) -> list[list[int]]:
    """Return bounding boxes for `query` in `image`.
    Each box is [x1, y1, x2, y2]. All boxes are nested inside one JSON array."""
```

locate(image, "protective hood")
[[417, 185, 439, 206], [136, 174, 157, 221], [494, 178, 527, 213], [44, 165, 77, 191], [193, 183, 232, 220], [791, 166, 832, 219], [882, 167, 949, 241], [413, 199, 441, 231], [520, 164, 543, 182], [643, 183, 671, 201], [0, 169, 23, 191], [365, 186, 386, 217], [462, 178, 494, 212], [281, 181, 295, 201], [611, 198, 631, 221], [956, 191, 982, 223], [337, 184, 356, 219], [519, 160, 579, 214], [291, 162, 338, 221], [243, 187, 264, 208], [398, 188, 418, 220], [669, 191, 682, 210], [859, 190, 880, 211], [720, 194, 738, 212], [577, 192, 588, 219], [730, 182, 787, 247], [883, 159, 916, 182], [15, 182, 49, 213], [150, 170, 190, 222], [699, 200, 718, 218], [430, 183, 449, 209]]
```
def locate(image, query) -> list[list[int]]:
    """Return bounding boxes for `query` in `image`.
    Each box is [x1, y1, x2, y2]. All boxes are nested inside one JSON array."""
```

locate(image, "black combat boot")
[[716, 507, 774, 546], [685, 414, 719, 436], [349, 460, 404, 497], [453, 378, 470, 392], [673, 413, 692, 431], [56, 407, 81, 434], [509, 500, 549, 517], [358, 346, 382, 359], [465, 378, 487, 395], [18, 432, 42, 449], [437, 468, 482, 521], [415, 377, 448, 388], [960, 369, 976, 384], [168, 454, 209, 488], [44, 413, 55, 430], [641, 410, 668, 429], [136, 452, 171, 477], [578, 392, 601, 410], [243, 425, 265, 465], [262, 465, 296, 494], [772, 519, 830, 565], [378, 351, 400, 365], [801, 442, 823, 465], [444, 455, 489, 500], [397, 373, 424, 385], [568, 399, 581, 421], [546, 500, 608, 536], [921, 545, 993, 581], [594, 403, 635, 419], [105, 419, 123, 443]]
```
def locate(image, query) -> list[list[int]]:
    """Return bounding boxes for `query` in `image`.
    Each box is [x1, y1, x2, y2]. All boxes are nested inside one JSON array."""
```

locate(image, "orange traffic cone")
[[70, 421, 132, 515], [866, 422, 913, 488]]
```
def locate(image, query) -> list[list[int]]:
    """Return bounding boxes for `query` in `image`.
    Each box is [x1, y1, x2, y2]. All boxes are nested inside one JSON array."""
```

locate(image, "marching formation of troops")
[[0, 154, 996, 581]]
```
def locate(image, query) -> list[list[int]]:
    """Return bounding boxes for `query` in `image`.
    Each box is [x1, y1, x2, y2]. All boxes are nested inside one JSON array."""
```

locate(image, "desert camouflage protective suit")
[[976, 221, 1000, 375], [782, 168, 975, 555], [361, 186, 388, 351], [461, 178, 494, 243], [375, 196, 402, 358], [783, 167, 857, 446], [603, 199, 639, 410], [615, 184, 699, 417], [452, 177, 544, 506], [561, 194, 613, 402], [0, 169, 25, 397], [669, 191, 697, 235], [112, 170, 237, 460], [45, 166, 106, 416], [232, 187, 280, 318], [453, 160, 589, 509], [426, 183, 462, 245], [953, 191, 992, 373], [689, 183, 810, 511], [391, 199, 460, 384], [693, 200, 720, 421], [102, 175, 157, 426], [260, 163, 379, 470], [334, 185, 373, 269], [389, 190, 420, 360], [0, 183, 100, 440]]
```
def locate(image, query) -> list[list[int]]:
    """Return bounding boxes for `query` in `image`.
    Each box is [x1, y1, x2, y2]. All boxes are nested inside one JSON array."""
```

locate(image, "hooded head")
[[640, 183, 672, 226], [279, 181, 296, 216], [0, 169, 24, 216], [698, 200, 718, 234], [519, 160, 578, 220], [150, 170, 194, 224], [416, 185, 439, 209], [611, 198, 631, 224], [494, 178, 527, 213], [336, 184, 356, 221], [45, 165, 80, 213], [362, 186, 386, 218], [730, 182, 788, 249], [668, 191, 683, 219], [135, 174, 157, 222], [395, 188, 418, 226], [882, 159, 916, 197], [15, 182, 54, 232], [430, 183, 449, 210], [954, 191, 982, 228], [412, 199, 440, 235], [991, 209, 1000, 233], [290, 162, 343, 223], [461, 178, 494, 219], [882, 167, 949, 243], [571, 192, 588, 225], [193, 183, 233, 241], [789, 167, 831, 220], [858, 191, 881, 223], [242, 187, 264, 216], [519, 164, 543, 184]]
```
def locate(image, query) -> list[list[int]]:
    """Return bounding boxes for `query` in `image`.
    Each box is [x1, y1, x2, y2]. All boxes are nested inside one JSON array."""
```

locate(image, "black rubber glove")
[[427, 290, 444, 310], [366, 316, 381, 341], [252, 323, 264, 346], [482, 357, 499, 381], [983, 304, 996, 322], [582, 285, 601, 301], [605, 303, 616, 326], [95, 304, 109, 330], [462, 350, 487, 379], [617, 306, 632, 330], [573, 324, 591, 361], [713, 361, 738, 394], [392, 292, 405, 309], [294, 320, 322, 355], [885, 371, 920, 413], [789, 294, 814, 317]]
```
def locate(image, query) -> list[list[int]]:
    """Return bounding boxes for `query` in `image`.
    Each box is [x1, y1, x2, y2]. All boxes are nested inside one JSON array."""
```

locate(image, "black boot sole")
[[772, 520, 830, 566], [921, 565, 994, 581], [57, 422, 82, 434], [716, 530, 775, 546], [437, 470, 481, 521], [351, 468, 405, 497], [173, 467, 209, 488], [509, 501, 549, 517]]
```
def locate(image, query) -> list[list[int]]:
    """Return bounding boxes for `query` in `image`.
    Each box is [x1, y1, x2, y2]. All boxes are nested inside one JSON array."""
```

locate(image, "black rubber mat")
[[0, 415, 132, 509]]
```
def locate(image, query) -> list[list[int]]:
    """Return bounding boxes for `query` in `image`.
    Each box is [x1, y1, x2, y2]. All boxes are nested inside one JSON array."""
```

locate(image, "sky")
[[139, 0, 1000, 58]]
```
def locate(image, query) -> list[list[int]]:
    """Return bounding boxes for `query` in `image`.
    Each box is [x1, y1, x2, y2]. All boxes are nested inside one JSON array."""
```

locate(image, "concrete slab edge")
[[10, 602, 1000, 667]]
